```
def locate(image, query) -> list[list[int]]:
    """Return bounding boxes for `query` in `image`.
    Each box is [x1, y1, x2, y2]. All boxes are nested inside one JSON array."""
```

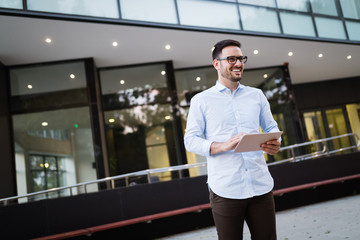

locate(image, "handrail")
[[1, 133, 358, 206]]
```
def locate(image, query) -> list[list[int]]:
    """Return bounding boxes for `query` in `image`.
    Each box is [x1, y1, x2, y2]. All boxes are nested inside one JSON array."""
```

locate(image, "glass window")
[[340, 0, 360, 20], [100, 63, 169, 109], [27, 0, 119, 19], [237, 0, 275, 7], [240, 5, 281, 33], [100, 63, 183, 183], [310, 0, 338, 16], [13, 107, 97, 198], [10, 62, 87, 96], [120, 0, 177, 24], [177, 0, 240, 30], [0, 0, 22, 9], [280, 12, 316, 37], [346, 21, 360, 41], [277, 0, 309, 12], [325, 108, 352, 152], [315, 17, 347, 39], [10, 61, 88, 112], [175, 66, 217, 106], [346, 103, 360, 150]]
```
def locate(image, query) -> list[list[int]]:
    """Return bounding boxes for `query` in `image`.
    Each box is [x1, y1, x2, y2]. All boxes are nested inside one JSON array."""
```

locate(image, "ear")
[[212, 59, 219, 70]]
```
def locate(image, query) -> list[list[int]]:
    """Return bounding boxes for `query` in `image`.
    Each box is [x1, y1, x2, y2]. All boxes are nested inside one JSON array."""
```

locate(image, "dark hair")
[[212, 39, 242, 60]]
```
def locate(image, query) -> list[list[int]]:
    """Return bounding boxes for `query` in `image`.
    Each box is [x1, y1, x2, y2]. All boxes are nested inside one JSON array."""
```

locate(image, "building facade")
[[1, 0, 360, 199]]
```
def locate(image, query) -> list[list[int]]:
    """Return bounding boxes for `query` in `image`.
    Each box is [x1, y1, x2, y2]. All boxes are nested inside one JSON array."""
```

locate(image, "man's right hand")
[[210, 133, 245, 155]]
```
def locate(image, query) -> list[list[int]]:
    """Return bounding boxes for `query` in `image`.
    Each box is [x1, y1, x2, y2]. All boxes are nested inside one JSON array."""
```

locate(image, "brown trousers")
[[210, 189, 276, 240]]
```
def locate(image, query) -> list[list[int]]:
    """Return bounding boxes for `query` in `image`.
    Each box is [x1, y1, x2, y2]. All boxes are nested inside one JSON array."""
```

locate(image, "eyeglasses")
[[217, 56, 248, 64]]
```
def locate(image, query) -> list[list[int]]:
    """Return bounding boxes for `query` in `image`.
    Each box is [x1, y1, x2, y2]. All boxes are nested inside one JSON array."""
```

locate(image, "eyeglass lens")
[[228, 56, 247, 64]]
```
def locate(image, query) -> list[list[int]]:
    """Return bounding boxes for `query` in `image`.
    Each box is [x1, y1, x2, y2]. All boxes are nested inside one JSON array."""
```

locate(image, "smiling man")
[[184, 39, 281, 240]]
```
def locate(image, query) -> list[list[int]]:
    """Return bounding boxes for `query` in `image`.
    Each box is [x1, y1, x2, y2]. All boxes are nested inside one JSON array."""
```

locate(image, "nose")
[[234, 59, 244, 65]]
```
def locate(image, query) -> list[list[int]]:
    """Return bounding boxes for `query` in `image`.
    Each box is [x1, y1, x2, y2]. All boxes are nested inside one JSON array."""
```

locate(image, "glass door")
[[303, 107, 353, 154]]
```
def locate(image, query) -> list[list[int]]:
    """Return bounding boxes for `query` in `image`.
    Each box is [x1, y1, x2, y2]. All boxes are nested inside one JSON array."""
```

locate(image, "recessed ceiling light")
[[112, 41, 118, 47], [288, 52, 293, 56], [165, 116, 171, 120], [42, 122, 48, 126], [263, 74, 268, 78], [347, 55, 352, 59], [165, 44, 171, 50], [45, 38, 52, 43], [27, 84, 33, 89], [120, 80, 125, 84], [109, 119, 115, 123], [196, 77, 201, 81], [253, 50, 259, 55], [70, 74, 75, 79], [318, 53, 323, 58], [161, 71, 166, 75]]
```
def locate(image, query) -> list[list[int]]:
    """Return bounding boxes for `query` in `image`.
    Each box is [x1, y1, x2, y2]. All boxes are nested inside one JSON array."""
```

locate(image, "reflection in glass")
[[315, 17, 346, 39], [304, 111, 326, 141], [310, 0, 338, 16], [177, 0, 240, 29], [325, 108, 351, 153], [100, 64, 169, 109], [280, 12, 316, 37], [27, 0, 119, 18], [13, 107, 96, 199], [120, 0, 177, 24], [104, 104, 173, 181], [0, 0, 22, 9], [346, 21, 360, 41], [277, 0, 309, 12], [239, 5, 280, 33], [100, 62, 183, 183], [346, 103, 360, 150], [10, 62, 87, 96], [340, 0, 360, 20], [238, 0, 275, 7], [10, 61, 88, 112], [175, 67, 217, 106]]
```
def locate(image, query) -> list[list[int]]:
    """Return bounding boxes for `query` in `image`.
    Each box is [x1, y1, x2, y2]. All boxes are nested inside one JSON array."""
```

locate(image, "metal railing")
[[1, 133, 359, 206], [268, 133, 360, 165]]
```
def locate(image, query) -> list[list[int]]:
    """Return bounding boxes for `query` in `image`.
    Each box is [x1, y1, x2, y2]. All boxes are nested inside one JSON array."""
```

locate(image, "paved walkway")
[[158, 194, 360, 240]]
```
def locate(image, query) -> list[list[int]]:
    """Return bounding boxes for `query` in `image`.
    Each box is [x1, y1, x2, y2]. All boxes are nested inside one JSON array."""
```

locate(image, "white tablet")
[[234, 131, 283, 153]]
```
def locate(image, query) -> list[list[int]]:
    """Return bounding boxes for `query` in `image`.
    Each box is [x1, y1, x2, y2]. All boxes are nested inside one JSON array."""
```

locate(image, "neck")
[[219, 78, 239, 93]]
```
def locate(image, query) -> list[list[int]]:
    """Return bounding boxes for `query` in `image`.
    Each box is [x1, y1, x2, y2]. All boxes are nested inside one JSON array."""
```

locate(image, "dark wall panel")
[[293, 76, 360, 110]]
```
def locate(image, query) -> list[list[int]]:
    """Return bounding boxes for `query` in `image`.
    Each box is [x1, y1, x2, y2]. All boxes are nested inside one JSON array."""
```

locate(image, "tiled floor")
[[157, 194, 360, 240]]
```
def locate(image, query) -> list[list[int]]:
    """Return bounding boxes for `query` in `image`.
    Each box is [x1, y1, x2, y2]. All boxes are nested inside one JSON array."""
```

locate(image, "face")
[[213, 45, 245, 83]]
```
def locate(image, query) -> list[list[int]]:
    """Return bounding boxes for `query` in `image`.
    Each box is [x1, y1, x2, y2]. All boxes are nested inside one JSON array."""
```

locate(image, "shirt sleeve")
[[184, 95, 213, 157], [259, 90, 282, 140]]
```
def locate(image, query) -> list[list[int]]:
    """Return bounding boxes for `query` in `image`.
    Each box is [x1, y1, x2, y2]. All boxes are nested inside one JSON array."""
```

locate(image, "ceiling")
[[1, 14, 360, 85]]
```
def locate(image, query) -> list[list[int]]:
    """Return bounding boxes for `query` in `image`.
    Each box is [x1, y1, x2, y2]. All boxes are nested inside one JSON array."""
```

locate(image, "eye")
[[228, 57, 236, 63]]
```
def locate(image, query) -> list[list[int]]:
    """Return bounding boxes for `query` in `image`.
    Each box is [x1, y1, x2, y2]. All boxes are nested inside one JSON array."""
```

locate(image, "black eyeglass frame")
[[217, 56, 248, 64]]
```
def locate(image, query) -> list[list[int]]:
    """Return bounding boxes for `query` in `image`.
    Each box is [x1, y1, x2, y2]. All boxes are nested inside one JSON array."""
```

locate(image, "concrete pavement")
[[157, 194, 360, 240]]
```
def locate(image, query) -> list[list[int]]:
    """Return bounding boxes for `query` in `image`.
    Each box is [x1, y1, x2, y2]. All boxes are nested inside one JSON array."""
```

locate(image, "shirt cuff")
[[202, 139, 213, 157]]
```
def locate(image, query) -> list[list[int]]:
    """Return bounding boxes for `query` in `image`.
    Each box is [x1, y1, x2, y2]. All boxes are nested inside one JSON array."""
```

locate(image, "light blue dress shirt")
[[184, 81, 280, 199]]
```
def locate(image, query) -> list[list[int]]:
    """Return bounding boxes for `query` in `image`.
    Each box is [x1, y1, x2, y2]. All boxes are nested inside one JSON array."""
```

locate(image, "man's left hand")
[[261, 139, 281, 155]]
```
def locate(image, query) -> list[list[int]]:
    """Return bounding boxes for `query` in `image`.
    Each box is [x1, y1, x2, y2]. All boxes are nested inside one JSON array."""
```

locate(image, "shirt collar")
[[215, 80, 245, 93]]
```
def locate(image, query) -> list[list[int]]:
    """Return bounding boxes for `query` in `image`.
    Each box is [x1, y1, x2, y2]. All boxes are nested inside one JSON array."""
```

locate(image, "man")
[[184, 39, 281, 240]]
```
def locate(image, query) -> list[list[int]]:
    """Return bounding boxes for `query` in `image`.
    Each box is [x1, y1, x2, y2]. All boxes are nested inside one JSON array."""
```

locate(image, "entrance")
[[303, 107, 354, 153]]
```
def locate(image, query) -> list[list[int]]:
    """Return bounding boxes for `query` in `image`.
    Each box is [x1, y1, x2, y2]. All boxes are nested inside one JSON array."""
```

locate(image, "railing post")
[[147, 170, 152, 184], [125, 177, 129, 187], [178, 169, 183, 179], [290, 148, 295, 161], [111, 179, 115, 189]]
